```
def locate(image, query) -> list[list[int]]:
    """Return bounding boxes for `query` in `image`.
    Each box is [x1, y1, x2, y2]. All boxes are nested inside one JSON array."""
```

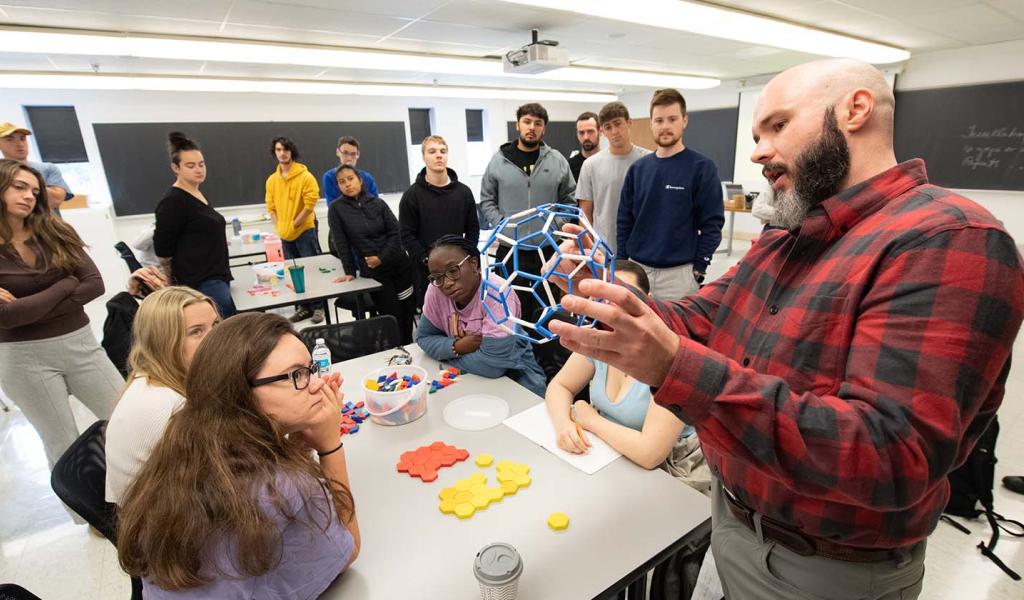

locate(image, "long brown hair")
[[117, 313, 354, 590], [125, 286, 219, 396], [0, 159, 85, 272]]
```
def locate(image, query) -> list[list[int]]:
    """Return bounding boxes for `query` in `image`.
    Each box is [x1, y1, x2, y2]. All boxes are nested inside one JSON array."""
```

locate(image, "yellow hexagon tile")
[[469, 472, 487, 485], [500, 480, 519, 495], [454, 490, 474, 503], [475, 453, 494, 467], [514, 473, 531, 488], [511, 463, 530, 475], [548, 512, 569, 531], [455, 479, 473, 491], [439, 500, 457, 514], [470, 494, 490, 509], [454, 502, 475, 519], [496, 469, 517, 483], [438, 488, 457, 501], [489, 487, 505, 502], [495, 459, 515, 471]]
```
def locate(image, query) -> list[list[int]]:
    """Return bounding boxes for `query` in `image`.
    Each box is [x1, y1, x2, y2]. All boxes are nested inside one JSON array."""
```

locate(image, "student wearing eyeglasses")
[[117, 312, 359, 598], [415, 235, 546, 397]]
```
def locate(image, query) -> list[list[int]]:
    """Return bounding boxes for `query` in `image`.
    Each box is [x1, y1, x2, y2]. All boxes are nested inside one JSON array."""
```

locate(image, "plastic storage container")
[[252, 262, 286, 286], [362, 365, 429, 426]]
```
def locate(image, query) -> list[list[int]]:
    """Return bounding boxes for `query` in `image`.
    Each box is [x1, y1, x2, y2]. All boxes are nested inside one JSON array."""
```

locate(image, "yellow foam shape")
[[470, 484, 490, 497], [475, 454, 494, 467], [500, 480, 518, 495], [438, 488, 457, 501], [364, 380, 379, 391], [495, 460, 515, 471], [512, 463, 530, 475], [439, 500, 457, 514], [454, 502, 475, 519], [469, 472, 487, 484], [514, 473, 531, 487], [454, 490, 474, 502], [548, 512, 569, 530], [455, 480, 473, 491], [471, 495, 490, 509], [489, 487, 505, 502], [496, 470, 517, 483]]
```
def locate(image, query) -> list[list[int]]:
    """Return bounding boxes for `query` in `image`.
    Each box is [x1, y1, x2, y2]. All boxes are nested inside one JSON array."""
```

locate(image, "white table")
[[227, 238, 266, 259], [229, 254, 380, 323], [321, 346, 711, 599]]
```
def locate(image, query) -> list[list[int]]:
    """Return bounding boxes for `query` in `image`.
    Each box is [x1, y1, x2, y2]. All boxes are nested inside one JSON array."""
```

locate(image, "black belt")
[[723, 487, 915, 564]]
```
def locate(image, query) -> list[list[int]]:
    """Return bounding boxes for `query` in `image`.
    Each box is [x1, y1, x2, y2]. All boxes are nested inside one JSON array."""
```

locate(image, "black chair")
[[297, 315, 402, 362], [0, 584, 43, 600], [334, 293, 379, 322], [50, 420, 143, 600]]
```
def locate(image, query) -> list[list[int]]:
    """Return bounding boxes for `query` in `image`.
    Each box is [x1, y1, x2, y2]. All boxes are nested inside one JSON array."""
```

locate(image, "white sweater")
[[105, 377, 185, 504]]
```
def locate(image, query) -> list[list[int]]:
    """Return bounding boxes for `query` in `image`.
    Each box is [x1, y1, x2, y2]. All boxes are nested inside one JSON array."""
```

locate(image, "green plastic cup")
[[288, 265, 306, 293]]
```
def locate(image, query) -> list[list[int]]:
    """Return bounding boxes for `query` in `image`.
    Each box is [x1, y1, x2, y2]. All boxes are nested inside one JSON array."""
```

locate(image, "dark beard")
[[518, 135, 541, 149], [773, 107, 850, 230], [581, 141, 597, 152]]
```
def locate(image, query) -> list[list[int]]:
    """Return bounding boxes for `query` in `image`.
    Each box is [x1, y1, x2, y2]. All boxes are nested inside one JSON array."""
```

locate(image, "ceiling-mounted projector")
[[503, 29, 570, 74]]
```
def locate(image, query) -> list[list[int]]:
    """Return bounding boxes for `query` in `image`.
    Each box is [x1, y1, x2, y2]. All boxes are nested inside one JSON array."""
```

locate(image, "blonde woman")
[[105, 286, 220, 504]]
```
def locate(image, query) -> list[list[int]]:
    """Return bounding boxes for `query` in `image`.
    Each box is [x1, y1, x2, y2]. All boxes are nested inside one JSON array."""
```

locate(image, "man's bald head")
[[760, 58, 895, 142], [751, 59, 899, 229]]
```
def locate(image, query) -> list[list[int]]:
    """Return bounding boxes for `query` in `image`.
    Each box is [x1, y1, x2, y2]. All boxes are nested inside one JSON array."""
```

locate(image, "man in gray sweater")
[[479, 103, 577, 380]]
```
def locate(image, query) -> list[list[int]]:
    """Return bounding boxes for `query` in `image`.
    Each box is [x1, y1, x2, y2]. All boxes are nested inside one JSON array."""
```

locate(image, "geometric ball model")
[[480, 203, 615, 344]]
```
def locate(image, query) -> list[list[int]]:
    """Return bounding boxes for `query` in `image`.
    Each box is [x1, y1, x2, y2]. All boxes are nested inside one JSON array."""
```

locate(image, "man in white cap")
[[0, 121, 74, 213]]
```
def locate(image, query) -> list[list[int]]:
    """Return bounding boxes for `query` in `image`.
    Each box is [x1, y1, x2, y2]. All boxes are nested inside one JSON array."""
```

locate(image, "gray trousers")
[[0, 325, 121, 469], [637, 262, 699, 301], [710, 477, 926, 600]]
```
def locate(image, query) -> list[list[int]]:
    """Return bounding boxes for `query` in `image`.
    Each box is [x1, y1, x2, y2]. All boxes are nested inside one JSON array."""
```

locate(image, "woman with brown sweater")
[[0, 159, 122, 471]]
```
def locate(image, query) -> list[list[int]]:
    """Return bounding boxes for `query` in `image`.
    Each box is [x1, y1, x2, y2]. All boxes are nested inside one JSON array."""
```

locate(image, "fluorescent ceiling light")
[[0, 72, 618, 102], [0, 29, 719, 89], [499, 0, 911, 64]]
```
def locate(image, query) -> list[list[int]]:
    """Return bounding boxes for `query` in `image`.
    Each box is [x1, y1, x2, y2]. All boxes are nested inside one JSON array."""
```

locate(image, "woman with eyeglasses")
[[416, 235, 546, 397], [328, 163, 415, 344], [117, 313, 359, 598]]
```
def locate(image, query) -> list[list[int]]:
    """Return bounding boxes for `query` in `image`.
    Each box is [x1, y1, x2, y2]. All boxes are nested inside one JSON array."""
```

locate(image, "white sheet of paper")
[[503, 403, 622, 475]]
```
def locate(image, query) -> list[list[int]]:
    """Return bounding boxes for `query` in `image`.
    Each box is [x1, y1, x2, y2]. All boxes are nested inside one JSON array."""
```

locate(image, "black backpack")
[[943, 416, 1023, 580]]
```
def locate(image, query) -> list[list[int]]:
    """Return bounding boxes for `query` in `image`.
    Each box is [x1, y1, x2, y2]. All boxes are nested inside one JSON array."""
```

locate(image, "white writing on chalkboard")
[[960, 125, 1024, 171]]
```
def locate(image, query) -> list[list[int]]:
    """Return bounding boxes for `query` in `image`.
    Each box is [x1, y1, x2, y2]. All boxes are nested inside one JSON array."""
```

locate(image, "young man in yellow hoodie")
[[265, 136, 324, 323]]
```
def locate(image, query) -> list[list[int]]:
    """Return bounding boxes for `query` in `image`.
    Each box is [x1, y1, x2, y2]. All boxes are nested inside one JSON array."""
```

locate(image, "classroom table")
[[229, 254, 380, 323], [227, 237, 266, 259], [719, 205, 752, 256], [321, 345, 712, 599]]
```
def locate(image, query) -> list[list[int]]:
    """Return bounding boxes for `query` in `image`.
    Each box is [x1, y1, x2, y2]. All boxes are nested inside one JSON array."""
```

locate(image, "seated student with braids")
[[415, 234, 546, 397], [117, 313, 359, 598], [545, 260, 709, 493]]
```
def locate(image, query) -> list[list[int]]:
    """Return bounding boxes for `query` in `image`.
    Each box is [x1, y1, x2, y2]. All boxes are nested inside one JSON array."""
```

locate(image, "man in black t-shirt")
[[568, 111, 600, 183]]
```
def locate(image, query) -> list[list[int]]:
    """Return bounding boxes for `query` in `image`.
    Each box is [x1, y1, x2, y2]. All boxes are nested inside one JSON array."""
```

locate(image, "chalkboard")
[[894, 80, 1024, 190], [684, 107, 738, 182], [506, 121, 580, 162], [93, 121, 410, 217]]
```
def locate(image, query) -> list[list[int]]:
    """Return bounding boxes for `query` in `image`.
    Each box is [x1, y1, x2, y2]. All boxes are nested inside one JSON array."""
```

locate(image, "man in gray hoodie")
[[480, 103, 577, 381]]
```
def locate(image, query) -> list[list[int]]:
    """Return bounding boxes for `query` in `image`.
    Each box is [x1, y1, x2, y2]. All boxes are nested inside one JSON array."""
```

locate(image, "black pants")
[[367, 265, 416, 346]]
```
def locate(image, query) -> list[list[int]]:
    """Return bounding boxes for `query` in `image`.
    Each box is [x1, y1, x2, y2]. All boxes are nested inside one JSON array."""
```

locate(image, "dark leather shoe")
[[1003, 476, 1024, 495]]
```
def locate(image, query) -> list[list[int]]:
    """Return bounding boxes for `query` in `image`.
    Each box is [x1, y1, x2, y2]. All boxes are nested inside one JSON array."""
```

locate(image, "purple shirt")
[[144, 473, 354, 599]]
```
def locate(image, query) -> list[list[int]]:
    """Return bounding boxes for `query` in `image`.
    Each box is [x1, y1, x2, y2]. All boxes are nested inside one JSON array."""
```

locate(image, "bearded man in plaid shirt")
[[549, 58, 1024, 599]]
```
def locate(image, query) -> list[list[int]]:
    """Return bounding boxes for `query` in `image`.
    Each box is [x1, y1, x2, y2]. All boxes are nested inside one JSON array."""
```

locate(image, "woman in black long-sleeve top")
[[328, 164, 415, 344]]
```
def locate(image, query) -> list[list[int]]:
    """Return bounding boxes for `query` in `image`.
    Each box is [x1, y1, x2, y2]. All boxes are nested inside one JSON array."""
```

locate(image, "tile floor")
[[2, 240, 1023, 599]]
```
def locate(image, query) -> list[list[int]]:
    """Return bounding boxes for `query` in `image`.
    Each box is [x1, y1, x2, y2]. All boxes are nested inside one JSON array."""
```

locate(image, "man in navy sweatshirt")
[[617, 88, 725, 300]]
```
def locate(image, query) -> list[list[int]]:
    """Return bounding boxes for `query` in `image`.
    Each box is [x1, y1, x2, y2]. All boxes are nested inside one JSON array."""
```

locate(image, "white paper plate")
[[443, 394, 510, 431]]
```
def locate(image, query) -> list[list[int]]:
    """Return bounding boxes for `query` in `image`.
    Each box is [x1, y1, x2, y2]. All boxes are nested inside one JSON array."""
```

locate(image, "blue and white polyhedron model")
[[480, 203, 615, 344]]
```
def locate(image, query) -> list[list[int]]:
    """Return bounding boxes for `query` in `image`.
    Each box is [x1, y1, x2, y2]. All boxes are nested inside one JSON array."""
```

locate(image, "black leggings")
[[370, 274, 416, 345]]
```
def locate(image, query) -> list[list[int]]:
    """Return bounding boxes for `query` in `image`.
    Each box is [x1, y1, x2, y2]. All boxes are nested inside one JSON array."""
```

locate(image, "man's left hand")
[[549, 279, 679, 387]]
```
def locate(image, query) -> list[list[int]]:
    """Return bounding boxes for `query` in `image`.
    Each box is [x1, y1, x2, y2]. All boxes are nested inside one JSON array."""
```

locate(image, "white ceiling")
[[0, 0, 1023, 91]]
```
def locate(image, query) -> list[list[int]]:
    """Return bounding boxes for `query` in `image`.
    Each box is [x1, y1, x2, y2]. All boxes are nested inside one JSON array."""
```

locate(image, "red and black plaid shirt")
[[650, 160, 1024, 548]]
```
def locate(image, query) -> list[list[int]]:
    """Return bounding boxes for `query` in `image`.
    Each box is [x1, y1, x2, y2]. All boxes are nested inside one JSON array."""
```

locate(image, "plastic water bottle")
[[231, 217, 241, 236], [312, 338, 332, 374]]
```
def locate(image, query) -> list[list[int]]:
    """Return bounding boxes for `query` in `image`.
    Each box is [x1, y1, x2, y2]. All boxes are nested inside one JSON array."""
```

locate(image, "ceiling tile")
[[226, 0, 411, 38], [910, 3, 1024, 45], [829, 0, 968, 19], [3, 0, 231, 22], [1, 6, 227, 36], [985, 0, 1024, 23], [394, 20, 525, 49], [379, 37, 507, 58], [250, 0, 452, 19], [216, 23, 382, 48]]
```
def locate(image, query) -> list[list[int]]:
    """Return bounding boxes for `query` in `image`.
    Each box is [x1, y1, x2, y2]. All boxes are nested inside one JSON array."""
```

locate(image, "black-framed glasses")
[[427, 255, 471, 287], [250, 362, 320, 390]]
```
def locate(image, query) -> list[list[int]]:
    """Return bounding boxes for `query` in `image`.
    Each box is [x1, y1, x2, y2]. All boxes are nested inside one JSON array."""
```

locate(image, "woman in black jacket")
[[328, 165, 415, 343]]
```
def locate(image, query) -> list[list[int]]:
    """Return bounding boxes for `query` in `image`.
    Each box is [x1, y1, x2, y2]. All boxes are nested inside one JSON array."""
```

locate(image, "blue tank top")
[[588, 359, 695, 439]]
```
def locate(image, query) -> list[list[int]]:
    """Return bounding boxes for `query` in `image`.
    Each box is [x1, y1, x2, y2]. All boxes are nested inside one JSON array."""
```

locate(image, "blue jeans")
[[194, 278, 237, 318], [282, 228, 323, 313]]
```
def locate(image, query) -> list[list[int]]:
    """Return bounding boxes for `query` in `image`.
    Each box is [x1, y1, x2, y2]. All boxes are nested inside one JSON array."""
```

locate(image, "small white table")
[[321, 346, 711, 599], [227, 238, 266, 259], [229, 254, 380, 323]]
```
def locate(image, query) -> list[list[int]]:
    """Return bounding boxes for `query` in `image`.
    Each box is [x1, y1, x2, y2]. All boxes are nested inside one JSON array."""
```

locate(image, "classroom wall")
[[0, 88, 600, 301]]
